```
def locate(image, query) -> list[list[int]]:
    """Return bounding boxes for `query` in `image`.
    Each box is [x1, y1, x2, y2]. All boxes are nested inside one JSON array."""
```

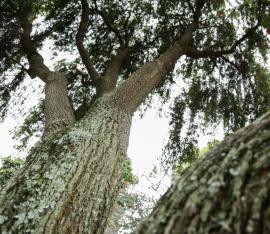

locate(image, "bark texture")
[[18, 15, 75, 138], [113, 25, 196, 113], [44, 72, 75, 137], [5, 1, 266, 233], [0, 95, 132, 234], [135, 113, 270, 234]]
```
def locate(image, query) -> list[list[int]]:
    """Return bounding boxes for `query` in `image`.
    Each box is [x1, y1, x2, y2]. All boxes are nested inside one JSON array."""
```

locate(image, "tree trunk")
[[135, 113, 270, 234], [0, 95, 132, 234], [44, 72, 75, 137]]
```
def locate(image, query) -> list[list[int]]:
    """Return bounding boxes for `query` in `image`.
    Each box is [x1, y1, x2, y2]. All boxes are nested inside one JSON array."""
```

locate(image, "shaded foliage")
[[0, 0, 270, 173], [0, 156, 24, 188]]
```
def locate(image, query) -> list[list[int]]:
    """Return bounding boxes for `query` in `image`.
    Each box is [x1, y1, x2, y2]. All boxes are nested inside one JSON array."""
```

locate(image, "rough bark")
[[0, 10, 200, 234], [135, 113, 270, 234], [44, 72, 75, 137], [2, 1, 267, 233], [113, 28, 193, 112], [0, 95, 132, 234]]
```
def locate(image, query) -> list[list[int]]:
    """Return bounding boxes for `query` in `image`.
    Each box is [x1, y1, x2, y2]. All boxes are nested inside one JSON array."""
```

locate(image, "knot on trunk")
[[29, 55, 51, 80]]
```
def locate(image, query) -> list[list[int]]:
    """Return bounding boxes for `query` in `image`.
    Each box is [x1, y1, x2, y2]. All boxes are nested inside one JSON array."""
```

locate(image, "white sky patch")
[[0, 118, 17, 156], [128, 109, 169, 176], [0, 15, 227, 200]]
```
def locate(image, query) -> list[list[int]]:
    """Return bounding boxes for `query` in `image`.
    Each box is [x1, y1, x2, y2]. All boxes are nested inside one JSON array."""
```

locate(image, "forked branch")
[[112, 0, 208, 112], [76, 0, 100, 83]]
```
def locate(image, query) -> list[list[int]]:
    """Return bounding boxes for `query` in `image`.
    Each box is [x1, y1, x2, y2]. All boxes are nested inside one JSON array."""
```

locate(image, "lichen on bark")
[[135, 113, 270, 234], [0, 95, 132, 234]]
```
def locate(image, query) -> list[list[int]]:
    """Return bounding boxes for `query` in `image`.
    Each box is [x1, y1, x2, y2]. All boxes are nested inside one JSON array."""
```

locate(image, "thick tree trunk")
[[44, 72, 75, 137], [135, 113, 270, 234], [0, 95, 132, 234]]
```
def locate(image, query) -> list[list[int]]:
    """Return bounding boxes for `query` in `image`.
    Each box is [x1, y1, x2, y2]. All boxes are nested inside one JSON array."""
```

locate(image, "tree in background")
[[0, 0, 270, 233]]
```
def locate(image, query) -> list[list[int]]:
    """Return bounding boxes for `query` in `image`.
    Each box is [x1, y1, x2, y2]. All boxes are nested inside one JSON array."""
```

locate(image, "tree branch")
[[111, 0, 207, 113], [17, 13, 51, 81], [185, 23, 260, 59], [9, 56, 34, 78], [76, 0, 100, 83], [103, 48, 136, 78], [98, 47, 135, 95], [112, 29, 198, 113], [135, 112, 270, 233], [123, 11, 132, 46], [220, 56, 240, 71], [93, 0, 124, 46]]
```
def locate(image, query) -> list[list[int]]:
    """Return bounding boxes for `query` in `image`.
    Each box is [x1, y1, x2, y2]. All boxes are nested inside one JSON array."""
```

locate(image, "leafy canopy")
[[0, 0, 270, 169]]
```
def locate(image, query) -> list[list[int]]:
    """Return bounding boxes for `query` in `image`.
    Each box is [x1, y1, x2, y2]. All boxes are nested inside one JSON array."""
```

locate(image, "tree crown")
[[0, 0, 270, 169]]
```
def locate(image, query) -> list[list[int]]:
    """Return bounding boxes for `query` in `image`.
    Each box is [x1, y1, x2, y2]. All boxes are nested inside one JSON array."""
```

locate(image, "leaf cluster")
[[0, 156, 24, 189], [0, 0, 270, 167]]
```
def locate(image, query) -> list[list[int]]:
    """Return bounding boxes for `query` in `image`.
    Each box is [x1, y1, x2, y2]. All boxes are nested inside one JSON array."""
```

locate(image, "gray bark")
[[1, 17, 197, 234], [44, 72, 75, 137], [7, 2, 266, 233], [113, 29, 193, 113], [0, 95, 132, 234], [135, 113, 270, 234]]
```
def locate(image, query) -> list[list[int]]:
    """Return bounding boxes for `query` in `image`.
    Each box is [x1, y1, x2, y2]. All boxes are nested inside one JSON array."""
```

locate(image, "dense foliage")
[[1, 0, 270, 175], [0, 156, 24, 188]]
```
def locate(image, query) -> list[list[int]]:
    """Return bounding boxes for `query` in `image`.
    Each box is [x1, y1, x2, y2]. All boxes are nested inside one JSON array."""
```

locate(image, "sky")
[[0, 42, 172, 197], [0, 37, 225, 199]]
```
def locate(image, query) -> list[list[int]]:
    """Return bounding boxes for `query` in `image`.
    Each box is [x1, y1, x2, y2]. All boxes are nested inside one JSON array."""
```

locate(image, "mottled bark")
[[4, 1, 267, 233], [0, 96, 132, 234], [2, 8, 201, 234], [135, 113, 270, 234], [112, 1, 204, 112], [113, 28, 193, 112]]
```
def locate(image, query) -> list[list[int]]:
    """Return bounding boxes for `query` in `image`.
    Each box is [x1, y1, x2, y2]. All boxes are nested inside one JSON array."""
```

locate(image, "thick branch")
[[18, 14, 51, 81], [98, 47, 135, 95], [90, 47, 135, 97], [185, 24, 259, 59], [135, 112, 270, 233], [18, 17, 36, 57], [17, 12, 75, 137], [112, 0, 207, 113], [112, 27, 195, 113], [103, 48, 134, 78], [76, 0, 100, 83]]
